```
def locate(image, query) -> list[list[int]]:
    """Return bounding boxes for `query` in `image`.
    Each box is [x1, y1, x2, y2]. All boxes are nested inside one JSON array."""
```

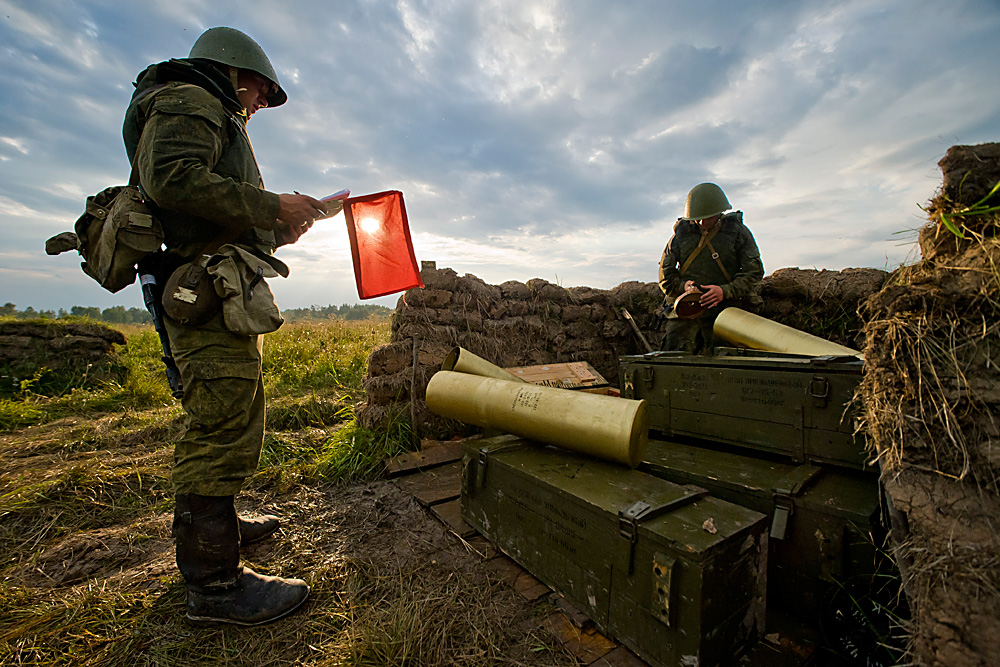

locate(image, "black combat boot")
[[238, 513, 281, 546], [173, 494, 309, 625]]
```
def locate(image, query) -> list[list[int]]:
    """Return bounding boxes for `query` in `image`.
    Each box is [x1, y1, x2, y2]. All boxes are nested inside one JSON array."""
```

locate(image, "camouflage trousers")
[[661, 308, 722, 355], [164, 312, 265, 496]]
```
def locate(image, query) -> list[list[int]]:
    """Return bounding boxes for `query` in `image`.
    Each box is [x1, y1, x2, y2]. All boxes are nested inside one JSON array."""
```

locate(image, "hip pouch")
[[162, 255, 222, 327], [207, 245, 288, 335], [163, 245, 287, 335]]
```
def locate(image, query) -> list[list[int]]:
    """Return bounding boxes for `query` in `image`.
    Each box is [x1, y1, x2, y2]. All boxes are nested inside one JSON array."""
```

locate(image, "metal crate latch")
[[618, 486, 708, 575], [809, 376, 830, 408], [770, 494, 795, 540], [641, 365, 655, 388]]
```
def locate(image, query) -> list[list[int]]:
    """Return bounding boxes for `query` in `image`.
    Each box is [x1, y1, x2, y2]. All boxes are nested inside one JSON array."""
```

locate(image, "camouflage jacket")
[[123, 59, 280, 262], [658, 211, 764, 302]]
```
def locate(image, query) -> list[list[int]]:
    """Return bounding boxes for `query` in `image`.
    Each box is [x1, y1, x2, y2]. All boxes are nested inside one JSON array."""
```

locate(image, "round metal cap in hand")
[[673, 291, 708, 319]]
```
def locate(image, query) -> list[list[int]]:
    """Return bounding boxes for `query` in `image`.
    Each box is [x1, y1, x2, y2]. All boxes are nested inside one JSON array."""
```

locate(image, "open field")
[[0, 318, 576, 667]]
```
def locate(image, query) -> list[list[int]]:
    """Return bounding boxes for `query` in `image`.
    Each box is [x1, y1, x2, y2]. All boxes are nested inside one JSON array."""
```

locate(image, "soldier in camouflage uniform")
[[658, 183, 764, 354], [123, 27, 326, 625]]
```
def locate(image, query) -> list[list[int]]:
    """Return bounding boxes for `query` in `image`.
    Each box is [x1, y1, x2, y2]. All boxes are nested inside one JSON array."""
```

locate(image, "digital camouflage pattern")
[[124, 58, 280, 495], [124, 60, 281, 262], [165, 312, 265, 496], [658, 211, 764, 353]]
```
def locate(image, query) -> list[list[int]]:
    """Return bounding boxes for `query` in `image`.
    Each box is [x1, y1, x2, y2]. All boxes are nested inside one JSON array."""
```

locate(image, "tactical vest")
[[148, 104, 278, 257], [123, 62, 276, 262]]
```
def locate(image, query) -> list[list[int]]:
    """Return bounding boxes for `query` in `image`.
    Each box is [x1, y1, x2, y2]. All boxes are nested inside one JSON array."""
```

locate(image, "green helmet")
[[681, 183, 731, 221], [189, 27, 287, 107]]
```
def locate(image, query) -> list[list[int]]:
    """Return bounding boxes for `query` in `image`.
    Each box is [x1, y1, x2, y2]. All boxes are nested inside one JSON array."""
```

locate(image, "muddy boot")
[[238, 514, 280, 546], [174, 494, 309, 626]]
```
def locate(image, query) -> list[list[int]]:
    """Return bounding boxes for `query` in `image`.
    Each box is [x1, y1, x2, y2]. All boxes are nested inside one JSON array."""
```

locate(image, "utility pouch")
[[162, 255, 223, 327], [46, 185, 164, 293], [206, 245, 288, 336]]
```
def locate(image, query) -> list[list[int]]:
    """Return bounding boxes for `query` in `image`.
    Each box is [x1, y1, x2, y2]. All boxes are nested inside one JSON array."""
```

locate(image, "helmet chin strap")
[[229, 66, 250, 118]]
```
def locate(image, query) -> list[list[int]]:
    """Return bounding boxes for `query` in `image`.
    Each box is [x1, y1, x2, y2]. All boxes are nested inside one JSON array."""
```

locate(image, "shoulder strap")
[[679, 225, 720, 276], [128, 82, 242, 255], [127, 84, 169, 188], [704, 238, 732, 282]]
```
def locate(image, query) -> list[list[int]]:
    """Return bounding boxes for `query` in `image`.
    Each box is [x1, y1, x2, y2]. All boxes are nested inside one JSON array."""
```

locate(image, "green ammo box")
[[641, 438, 884, 615], [461, 435, 769, 667], [619, 349, 867, 470]]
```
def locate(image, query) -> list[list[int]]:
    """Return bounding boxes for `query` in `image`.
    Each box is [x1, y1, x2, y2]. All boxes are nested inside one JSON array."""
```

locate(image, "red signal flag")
[[342, 190, 424, 299]]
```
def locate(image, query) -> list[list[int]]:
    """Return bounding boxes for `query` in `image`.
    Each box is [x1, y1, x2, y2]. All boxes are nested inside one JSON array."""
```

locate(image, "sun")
[[359, 217, 382, 236]]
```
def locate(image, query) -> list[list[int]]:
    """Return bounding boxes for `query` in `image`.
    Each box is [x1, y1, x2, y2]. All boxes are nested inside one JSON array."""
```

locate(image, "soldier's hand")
[[275, 220, 310, 245], [699, 285, 724, 308], [275, 193, 325, 245], [683, 280, 697, 293], [276, 193, 326, 228]]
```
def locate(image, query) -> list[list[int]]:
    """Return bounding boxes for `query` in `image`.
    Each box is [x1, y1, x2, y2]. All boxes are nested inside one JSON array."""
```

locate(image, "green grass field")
[[0, 317, 573, 666]]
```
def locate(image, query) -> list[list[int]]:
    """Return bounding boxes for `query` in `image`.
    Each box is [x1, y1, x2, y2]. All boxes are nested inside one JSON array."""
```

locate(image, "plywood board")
[[429, 498, 477, 538], [504, 361, 609, 389], [542, 612, 617, 665]]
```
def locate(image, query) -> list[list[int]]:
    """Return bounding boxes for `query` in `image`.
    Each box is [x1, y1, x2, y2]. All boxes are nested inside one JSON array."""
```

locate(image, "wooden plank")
[[485, 554, 524, 585], [542, 612, 617, 665], [581, 386, 620, 397], [567, 361, 597, 382], [393, 461, 462, 506], [513, 571, 550, 601], [552, 594, 593, 629], [461, 535, 497, 559], [737, 617, 817, 667], [385, 441, 464, 477], [587, 647, 649, 667], [429, 498, 477, 538]]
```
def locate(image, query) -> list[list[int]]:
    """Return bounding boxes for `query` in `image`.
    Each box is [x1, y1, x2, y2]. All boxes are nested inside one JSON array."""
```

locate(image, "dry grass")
[[859, 195, 1000, 664], [860, 233, 1000, 489], [0, 318, 574, 666]]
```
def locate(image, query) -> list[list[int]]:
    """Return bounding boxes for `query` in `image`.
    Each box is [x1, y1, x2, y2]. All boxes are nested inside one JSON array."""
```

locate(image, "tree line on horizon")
[[0, 302, 392, 325]]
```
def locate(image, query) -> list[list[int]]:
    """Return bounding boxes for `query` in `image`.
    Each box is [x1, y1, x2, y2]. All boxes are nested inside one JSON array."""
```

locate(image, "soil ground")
[[0, 413, 580, 666]]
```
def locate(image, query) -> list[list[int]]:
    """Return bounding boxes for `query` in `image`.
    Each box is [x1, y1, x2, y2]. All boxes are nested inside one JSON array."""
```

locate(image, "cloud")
[[0, 196, 37, 217], [1, 0, 999, 311]]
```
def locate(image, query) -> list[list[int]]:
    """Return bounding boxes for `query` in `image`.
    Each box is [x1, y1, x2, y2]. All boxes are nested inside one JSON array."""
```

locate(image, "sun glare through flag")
[[342, 190, 423, 299]]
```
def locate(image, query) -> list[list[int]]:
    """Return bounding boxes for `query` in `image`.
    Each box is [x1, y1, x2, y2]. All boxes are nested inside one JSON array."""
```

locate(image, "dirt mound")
[[759, 268, 887, 349], [860, 142, 1000, 666], [0, 320, 127, 396], [361, 264, 886, 436], [0, 320, 125, 368], [24, 520, 173, 587]]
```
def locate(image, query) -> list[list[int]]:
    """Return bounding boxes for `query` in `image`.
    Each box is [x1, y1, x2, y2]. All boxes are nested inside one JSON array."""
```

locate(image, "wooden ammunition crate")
[[641, 438, 885, 615], [461, 435, 768, 667], [619, 349, 867, 470]]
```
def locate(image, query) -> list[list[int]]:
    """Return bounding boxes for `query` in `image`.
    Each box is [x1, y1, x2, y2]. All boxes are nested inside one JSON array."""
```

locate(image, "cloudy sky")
[[2, 0, 999, 312]]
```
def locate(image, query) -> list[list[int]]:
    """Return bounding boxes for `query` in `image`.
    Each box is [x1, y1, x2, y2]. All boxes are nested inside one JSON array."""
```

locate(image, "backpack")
[[45, 184, 164, 293]]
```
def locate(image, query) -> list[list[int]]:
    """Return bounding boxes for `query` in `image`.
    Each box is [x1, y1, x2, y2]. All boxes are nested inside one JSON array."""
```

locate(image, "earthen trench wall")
[[359, 265, 887, 437]]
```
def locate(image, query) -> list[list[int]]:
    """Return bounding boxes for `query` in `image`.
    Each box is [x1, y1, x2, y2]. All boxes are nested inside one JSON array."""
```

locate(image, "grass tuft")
[[0, 316, 578, 666]]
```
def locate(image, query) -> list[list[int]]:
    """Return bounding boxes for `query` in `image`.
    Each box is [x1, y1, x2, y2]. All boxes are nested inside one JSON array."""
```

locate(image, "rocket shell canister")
[[425, 370, 648, 468]]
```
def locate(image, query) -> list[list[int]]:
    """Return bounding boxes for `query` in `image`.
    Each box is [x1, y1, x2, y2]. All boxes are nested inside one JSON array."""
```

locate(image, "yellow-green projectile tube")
[[714, 307, 862, 358], [441, 347, 525, 383], [425, 370, 648, 468]]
